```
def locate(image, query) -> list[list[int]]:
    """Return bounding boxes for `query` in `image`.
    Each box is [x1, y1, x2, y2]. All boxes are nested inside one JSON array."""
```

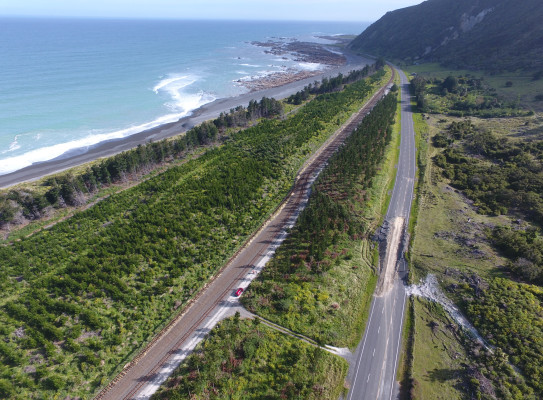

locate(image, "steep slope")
[[349, 0, 543, 71]]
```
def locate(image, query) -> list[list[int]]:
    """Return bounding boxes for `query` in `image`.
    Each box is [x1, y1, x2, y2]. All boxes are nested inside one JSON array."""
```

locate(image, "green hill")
[[349, 0, 543, 72]]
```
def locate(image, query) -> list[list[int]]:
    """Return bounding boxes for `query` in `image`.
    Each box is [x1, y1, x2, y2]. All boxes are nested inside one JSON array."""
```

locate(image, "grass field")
[[404, 61, 543, 398], [403, 63, 543, 112], [151, 317, 349, 400], [410, 298, 468, 400]]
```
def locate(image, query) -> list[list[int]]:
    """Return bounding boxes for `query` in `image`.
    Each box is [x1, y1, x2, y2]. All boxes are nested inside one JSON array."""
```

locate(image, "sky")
[[0, 0, 424, 22]]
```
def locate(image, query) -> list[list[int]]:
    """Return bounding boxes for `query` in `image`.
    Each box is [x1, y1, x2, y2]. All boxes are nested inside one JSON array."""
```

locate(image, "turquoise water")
[[0, 18, 367, 175]]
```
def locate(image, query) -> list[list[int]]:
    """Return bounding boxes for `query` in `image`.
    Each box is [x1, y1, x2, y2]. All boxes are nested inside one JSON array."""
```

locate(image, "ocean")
[[0, 18, 367, 176]]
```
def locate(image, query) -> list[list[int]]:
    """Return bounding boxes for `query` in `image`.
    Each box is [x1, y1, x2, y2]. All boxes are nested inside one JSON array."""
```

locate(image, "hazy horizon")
[[1, 0, 424, 22]]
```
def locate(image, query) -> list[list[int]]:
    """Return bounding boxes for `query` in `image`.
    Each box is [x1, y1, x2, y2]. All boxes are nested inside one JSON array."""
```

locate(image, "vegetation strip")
[[0, 67, 389, 399], [150, 316, 348, 400], [406, 66, 543, 400], [243, 91, 398, 347]]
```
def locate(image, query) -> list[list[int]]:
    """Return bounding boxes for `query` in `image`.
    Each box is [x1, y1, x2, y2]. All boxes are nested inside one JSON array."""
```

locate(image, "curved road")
[[346, 68, 416, 400]]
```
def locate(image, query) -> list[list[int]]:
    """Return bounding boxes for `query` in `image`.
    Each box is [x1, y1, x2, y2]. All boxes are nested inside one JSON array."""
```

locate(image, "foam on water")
[[298, 62, 324, 71], [153, 74, 216, 114], [0, 73, 217, 175], [153, 75, 196, 94], [0, 19, 368, 177], [6, 135, 21, 153], [0, 99, 213, 175]]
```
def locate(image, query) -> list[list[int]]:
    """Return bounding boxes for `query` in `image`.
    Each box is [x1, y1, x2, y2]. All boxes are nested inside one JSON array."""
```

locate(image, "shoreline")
[[0, 49, 373, 189]]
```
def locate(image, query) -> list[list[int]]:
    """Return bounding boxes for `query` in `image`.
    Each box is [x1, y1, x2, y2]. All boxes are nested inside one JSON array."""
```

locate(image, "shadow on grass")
[[426, 367, 461, 382]]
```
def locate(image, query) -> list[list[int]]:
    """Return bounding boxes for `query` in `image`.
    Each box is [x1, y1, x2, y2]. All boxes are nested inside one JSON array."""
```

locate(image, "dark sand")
[[0, 51, 372, 189]]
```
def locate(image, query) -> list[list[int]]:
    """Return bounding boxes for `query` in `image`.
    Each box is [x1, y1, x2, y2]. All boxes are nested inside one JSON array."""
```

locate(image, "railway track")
[[94, 69, 395, 400]]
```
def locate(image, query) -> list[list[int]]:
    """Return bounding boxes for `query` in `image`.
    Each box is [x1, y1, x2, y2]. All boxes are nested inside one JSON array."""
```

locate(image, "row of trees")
[[0, 70, 385, 398], [0, 97, 283, 228], [214, 97, 283, 129], [243, 91, 398, 345], [287, 63, 379, 105], [151, 316, 348, 400]]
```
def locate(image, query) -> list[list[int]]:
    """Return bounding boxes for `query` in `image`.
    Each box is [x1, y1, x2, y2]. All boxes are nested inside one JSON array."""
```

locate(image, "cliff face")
[[349, 0, 543, 72]]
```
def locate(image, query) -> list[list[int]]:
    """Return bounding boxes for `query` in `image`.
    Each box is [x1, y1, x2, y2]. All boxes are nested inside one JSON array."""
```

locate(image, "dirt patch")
[[77, 330, 101, 342], [376, 217, 405, 295]]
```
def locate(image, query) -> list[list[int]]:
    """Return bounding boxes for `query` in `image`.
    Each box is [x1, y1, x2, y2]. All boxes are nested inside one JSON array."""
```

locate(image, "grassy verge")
[[243, 91, 400, 348], [403, 62, 543, 112], [405, 63, 543, 399], [409, 298, 468, 400], [151, 316, 348, 400], [0, 72, 392, 399], [397, 296, 414, 397]]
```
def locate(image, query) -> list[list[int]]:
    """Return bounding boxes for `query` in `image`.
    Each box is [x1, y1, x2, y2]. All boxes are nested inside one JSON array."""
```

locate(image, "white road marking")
[[347, 298, 377, 400], [389, 287, 407, 400]]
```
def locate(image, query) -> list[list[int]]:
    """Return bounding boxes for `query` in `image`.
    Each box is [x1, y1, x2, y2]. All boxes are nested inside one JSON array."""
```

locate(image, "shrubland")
[[407, 66, 543, 399], [0, 67, 389, 398], [243, 92, 398, 347], [151, 316, 348, 400]]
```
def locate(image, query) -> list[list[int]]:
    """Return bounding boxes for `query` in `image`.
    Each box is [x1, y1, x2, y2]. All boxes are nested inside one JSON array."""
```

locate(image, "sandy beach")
[[0, 49, 372, 189]]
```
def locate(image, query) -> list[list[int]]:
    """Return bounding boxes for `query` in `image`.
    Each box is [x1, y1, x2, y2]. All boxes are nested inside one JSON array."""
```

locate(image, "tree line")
[[286, 63, 379, 105], [433, 119, 543, 283], [243, 91, 397, 345], [0, 69, 385, 398], [0, 96, 283, 228]]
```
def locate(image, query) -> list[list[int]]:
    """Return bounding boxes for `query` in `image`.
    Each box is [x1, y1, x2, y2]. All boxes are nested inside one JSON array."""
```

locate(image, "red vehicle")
[[234, 288, 244, 297]]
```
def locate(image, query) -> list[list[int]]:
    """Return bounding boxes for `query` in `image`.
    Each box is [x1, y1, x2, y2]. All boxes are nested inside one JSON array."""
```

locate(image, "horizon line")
[[0, 14, 373, 24]]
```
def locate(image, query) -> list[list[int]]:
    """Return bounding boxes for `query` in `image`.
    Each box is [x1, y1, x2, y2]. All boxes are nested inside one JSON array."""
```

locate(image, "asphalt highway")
[[346, 68, 416, 400], [94, 73, 394, 400]]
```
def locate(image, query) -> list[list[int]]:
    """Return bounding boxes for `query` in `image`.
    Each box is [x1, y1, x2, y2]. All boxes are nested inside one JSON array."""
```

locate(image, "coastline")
[[0, 50, 372, 189]]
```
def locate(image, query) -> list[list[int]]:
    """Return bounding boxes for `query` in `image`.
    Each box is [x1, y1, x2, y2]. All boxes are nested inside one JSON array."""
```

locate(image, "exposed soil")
[[377, 217, 404, 295]]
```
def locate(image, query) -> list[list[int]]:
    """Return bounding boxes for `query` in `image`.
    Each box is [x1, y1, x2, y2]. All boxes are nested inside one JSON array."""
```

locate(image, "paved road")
[[94, 75, 393, 400], [346, 68, 416, 400]]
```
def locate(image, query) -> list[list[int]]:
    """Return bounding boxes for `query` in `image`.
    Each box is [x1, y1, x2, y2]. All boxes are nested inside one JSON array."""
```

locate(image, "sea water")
[[0, 18, 367, 175]]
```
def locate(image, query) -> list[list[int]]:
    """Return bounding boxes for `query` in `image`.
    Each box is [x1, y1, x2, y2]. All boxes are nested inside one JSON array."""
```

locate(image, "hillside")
[[349, 0, 543, 72]]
